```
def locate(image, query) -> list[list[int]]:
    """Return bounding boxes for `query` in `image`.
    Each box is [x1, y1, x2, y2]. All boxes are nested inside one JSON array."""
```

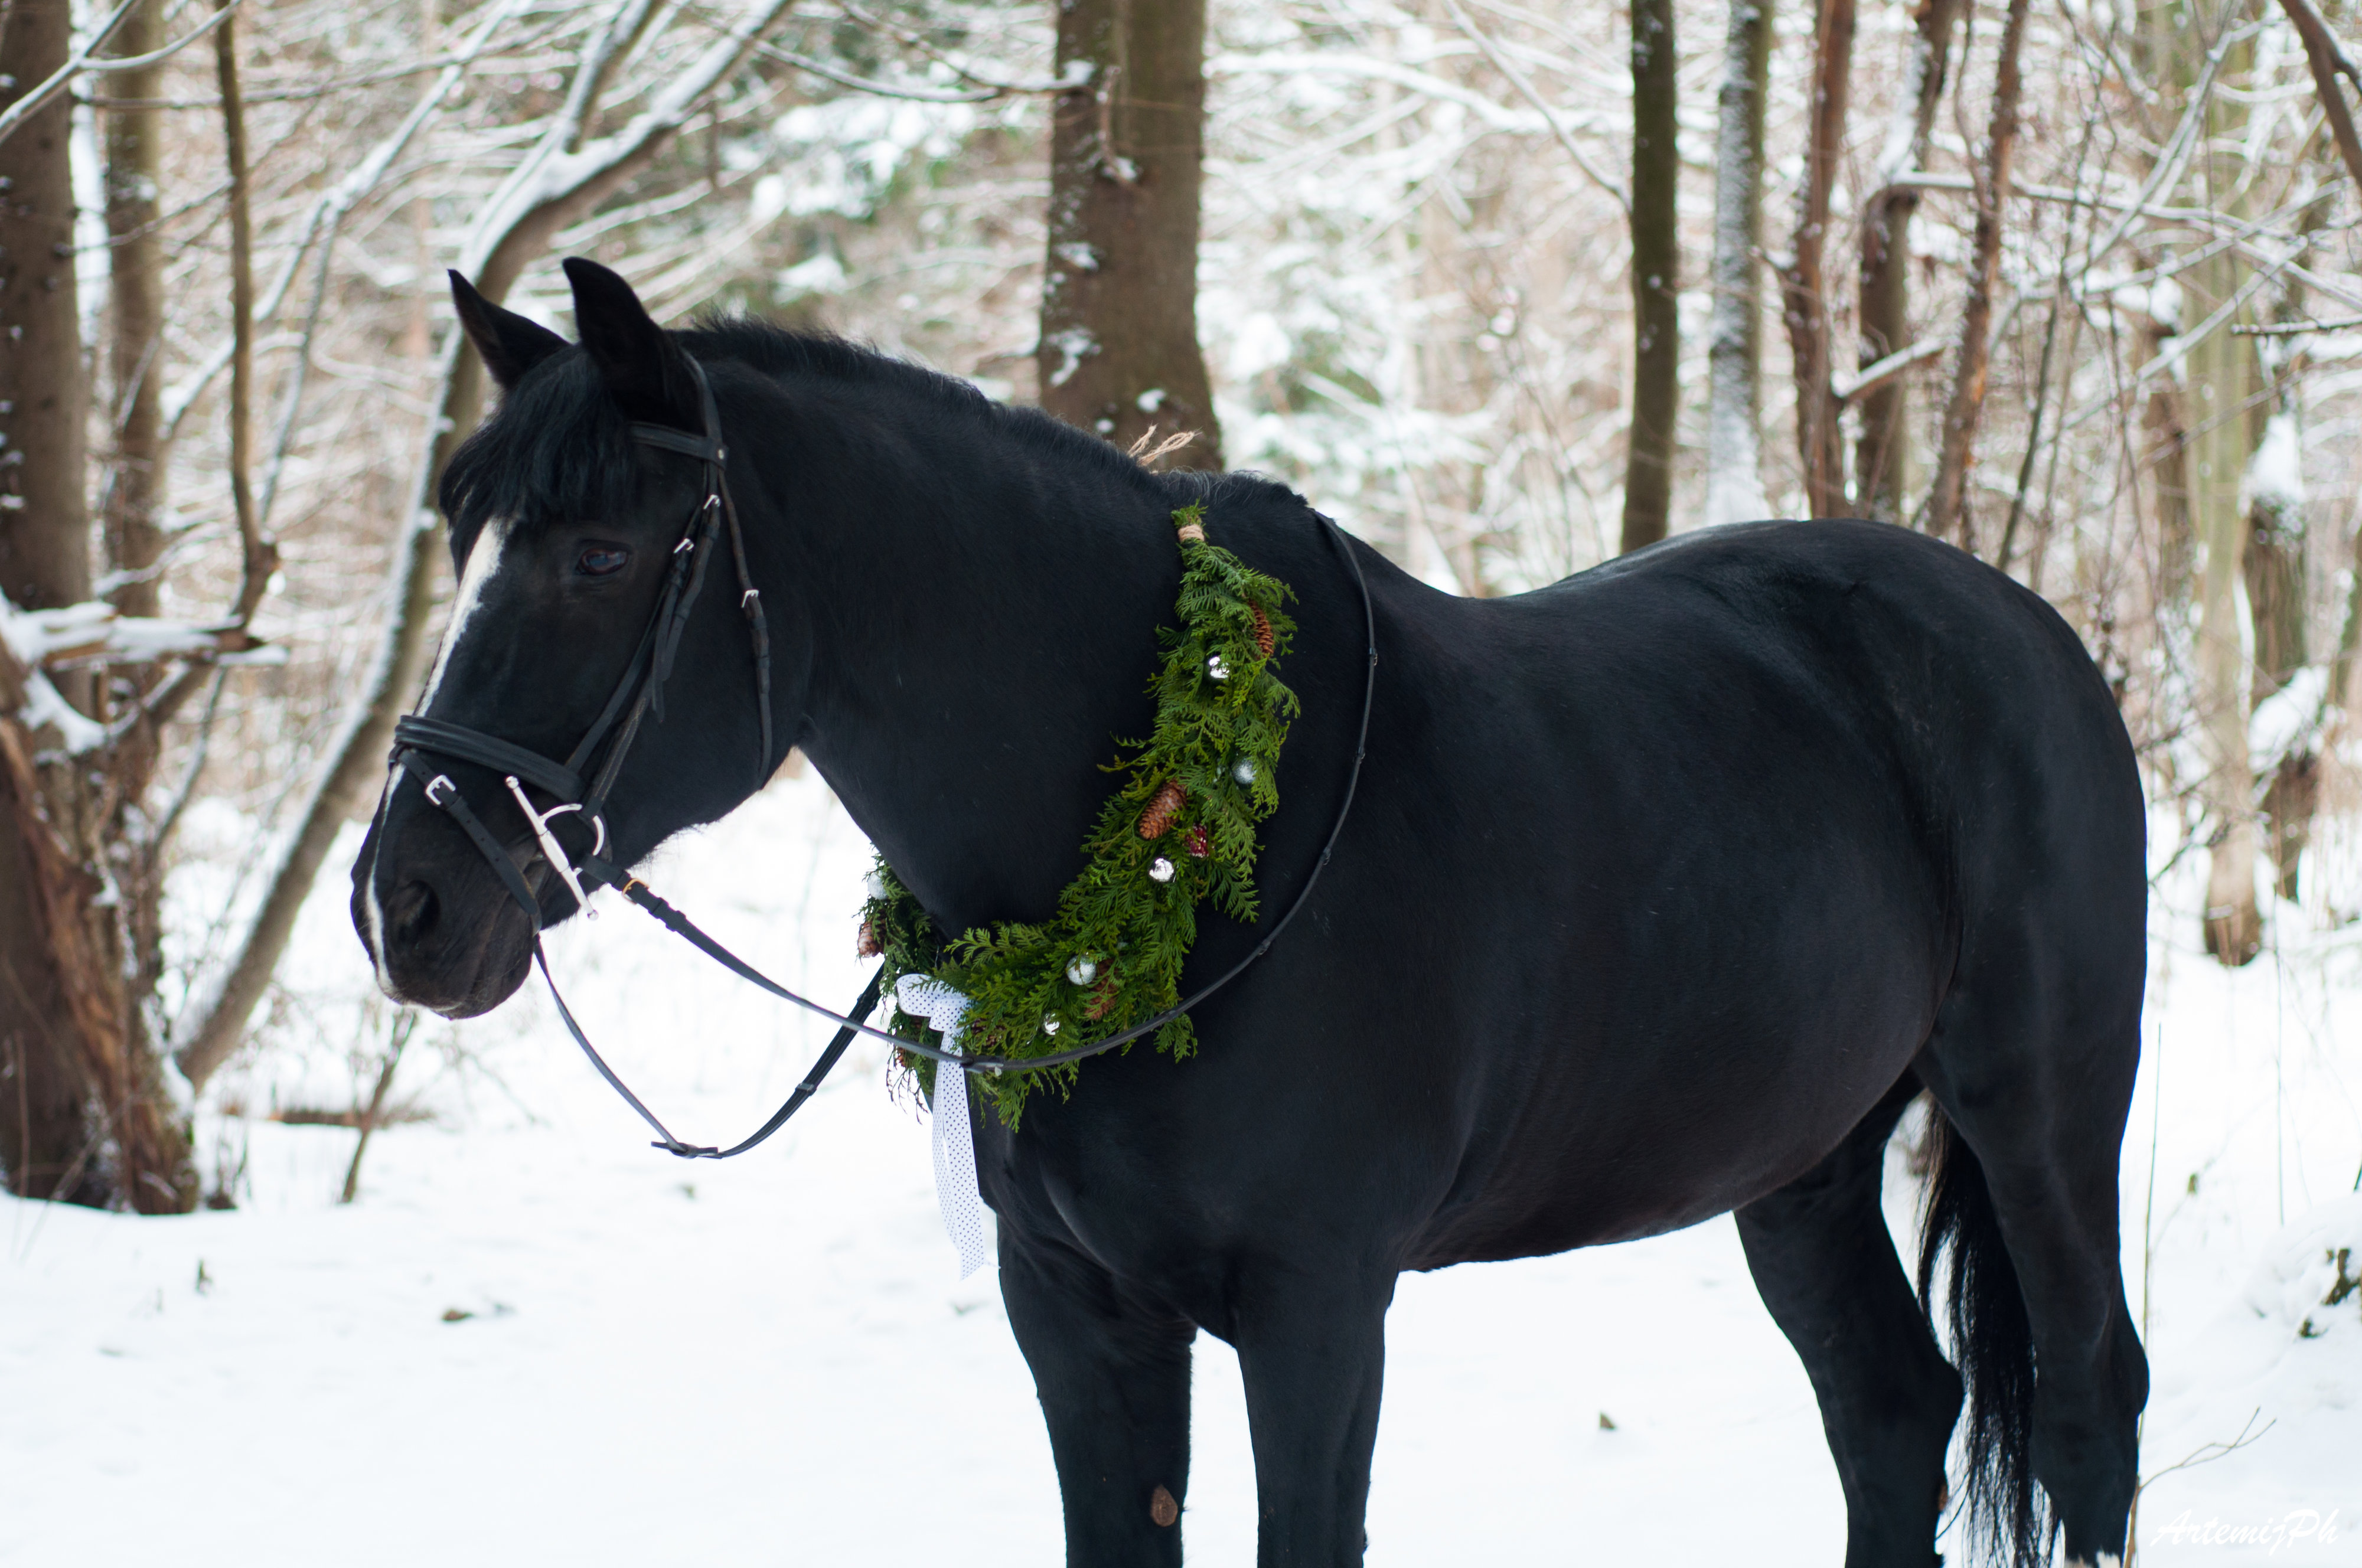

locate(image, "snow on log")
[[1, 595, 277, 756]]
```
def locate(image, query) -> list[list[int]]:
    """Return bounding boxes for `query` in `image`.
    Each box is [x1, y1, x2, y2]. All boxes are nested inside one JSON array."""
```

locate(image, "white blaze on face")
[[361, 517, 511, 989], [420, 515, 512, 705], [420, 515, 513, 704], [361, 765, 402, 993]]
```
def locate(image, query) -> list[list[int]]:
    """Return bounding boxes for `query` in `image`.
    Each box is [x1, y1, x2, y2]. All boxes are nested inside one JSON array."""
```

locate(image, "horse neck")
[[761, 384, 1184, 930]]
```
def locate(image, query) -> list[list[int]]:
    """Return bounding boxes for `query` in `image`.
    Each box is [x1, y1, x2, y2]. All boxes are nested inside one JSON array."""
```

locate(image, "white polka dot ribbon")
[[893, 974, 992, 1278]]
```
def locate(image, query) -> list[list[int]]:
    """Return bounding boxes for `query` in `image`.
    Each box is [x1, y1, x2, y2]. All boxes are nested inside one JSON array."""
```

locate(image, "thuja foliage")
[[863, 502, 1299, 1125]]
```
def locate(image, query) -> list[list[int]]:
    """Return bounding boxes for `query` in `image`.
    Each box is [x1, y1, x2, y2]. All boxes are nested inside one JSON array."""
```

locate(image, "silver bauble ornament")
[[1207, 654, 1231, 681], [1066, 956, 1099, 986], [1232, 757, 1257, 785], [1149, 857, 1176, 883], [863, 870, 886, 901], [1042, 1016, 1061, 1035]]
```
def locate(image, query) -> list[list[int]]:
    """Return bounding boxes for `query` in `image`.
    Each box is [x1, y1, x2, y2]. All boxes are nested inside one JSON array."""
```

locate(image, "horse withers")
[[354, 259, 2147, 1568]]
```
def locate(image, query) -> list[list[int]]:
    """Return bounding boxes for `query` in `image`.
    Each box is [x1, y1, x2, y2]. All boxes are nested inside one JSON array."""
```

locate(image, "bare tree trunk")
[[1621, 0, 1680, 553], [1704, 0, 1772, 528], [1779, 0, 1855, 517], [0, 0, 192, 1210], [1925, 0, 2032, 550], [1854, 0, 1961, 520], [340, 1009, 414, 1204], [2194, 273, 2262, 962], [2249, 403, 2309, 902], [2245, 433, 2306, 707], [2181, 17, 2263, 966], [0, 0, 86, 616], [95, 0, 189, 1198], [103, 0, 165, 626], [2250, 149, 2341, 903], [2276, 0, 2362, 191], [1039, 0, 1221, 470], [2328, 481, 2362, 726], [214, 0, 269, 626], [2, 0, 100, 1204]]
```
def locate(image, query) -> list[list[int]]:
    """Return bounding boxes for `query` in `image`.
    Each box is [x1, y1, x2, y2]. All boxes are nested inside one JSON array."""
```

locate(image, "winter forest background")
[[2, 0, 2360, 1561]]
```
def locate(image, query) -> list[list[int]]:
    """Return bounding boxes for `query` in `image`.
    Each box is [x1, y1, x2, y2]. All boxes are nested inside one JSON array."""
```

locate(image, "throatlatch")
[[387, 351, 1378, 1161]]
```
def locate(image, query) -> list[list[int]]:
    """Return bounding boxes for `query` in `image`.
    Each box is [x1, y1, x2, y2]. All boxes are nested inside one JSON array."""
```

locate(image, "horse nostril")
[[387, 880, 441, 945]]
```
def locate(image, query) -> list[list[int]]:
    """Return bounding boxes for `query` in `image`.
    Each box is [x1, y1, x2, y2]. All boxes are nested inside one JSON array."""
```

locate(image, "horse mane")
[[438, 312, 1212, 553]]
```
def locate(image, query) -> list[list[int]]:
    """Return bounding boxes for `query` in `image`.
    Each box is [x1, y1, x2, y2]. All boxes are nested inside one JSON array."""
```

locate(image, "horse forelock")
[[439, 349, 642, 560]]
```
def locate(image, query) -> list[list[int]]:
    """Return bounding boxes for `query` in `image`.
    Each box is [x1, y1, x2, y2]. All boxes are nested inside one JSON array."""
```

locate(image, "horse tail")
[[1916, 1106, 2046, 1568]]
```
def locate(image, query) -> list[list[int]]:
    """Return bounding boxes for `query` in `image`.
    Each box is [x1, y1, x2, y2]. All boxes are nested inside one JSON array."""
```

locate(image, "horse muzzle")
[[353, 795, 539, 1018]]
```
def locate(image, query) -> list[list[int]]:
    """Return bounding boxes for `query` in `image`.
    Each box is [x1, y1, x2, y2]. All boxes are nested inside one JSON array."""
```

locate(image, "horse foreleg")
[[1001, 1236, 1196, 1567], [1232, 1268, 1394, 1568]]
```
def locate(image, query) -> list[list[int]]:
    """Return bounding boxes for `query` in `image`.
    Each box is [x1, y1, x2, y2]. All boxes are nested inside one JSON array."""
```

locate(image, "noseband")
[[384, 354, 1376, 1160]]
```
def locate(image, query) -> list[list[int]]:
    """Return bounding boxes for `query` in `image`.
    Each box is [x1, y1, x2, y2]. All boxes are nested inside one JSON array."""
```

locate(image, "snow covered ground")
[[6, 771, 2358, 1565]]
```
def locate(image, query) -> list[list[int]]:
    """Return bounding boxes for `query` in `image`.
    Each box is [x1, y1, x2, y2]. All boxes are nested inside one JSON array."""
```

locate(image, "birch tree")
[[1704, 0, 1773, 529]]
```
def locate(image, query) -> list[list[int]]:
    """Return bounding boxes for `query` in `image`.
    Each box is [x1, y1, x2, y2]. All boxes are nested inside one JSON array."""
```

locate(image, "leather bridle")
[[383, 354, 1377, 1160]]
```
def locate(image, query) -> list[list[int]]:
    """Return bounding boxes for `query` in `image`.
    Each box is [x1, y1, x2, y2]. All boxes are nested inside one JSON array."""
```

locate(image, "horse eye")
[[575, 546, 630, 578]]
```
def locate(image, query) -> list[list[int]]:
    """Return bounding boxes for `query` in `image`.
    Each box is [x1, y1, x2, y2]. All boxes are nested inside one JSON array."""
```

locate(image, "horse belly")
[[1397, 774, 1946, 1269], [1408, 978, 1933, 1266]]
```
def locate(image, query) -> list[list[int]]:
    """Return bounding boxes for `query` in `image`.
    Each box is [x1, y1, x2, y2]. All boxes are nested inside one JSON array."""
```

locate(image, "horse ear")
[[563, 256, 697, 429], [448, 271, 566, 391]]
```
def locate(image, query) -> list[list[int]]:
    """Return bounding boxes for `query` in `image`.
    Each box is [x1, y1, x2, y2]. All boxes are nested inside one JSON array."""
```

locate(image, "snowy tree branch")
[[2274, 0, 2362, 192], [0, 0, 148, 151], [1435, 0, 1628, 212], [160, 0, 538, 436], [171, 0, 794, 1095]]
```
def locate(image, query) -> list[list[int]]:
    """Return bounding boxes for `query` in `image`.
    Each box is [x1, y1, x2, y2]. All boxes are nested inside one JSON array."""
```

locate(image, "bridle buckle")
[[504, 775, 603, 917]]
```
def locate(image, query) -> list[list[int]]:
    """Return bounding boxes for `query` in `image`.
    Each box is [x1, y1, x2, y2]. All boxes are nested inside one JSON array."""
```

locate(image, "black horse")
[[354, 260, 2148, 1568]]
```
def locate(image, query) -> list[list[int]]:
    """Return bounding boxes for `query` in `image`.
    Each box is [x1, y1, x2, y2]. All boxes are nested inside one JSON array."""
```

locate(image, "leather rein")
[[388, 356, 1377, 1160]]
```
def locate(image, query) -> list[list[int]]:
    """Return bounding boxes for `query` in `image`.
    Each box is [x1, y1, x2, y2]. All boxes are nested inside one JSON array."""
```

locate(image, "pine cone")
[[1183, 825, 1211, 858], [856, 918, 882, 958], [1138, 779, 1186, 839], [1249, 603, 1275, 659], [1085, 979, 1117, 1021]]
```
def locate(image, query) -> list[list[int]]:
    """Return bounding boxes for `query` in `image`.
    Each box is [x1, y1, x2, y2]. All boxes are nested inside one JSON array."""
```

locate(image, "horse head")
[[353, 259, 790, 1017]]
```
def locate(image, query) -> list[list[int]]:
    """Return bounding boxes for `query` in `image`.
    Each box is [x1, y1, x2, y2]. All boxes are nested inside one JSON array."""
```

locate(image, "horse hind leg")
[[1917, 985, 2148, 1568], [1736, 1073, 1962, 1568]]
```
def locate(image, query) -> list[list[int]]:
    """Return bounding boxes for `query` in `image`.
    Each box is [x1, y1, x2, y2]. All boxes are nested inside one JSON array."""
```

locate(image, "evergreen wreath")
[[859, 502, 1300, 1126]]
